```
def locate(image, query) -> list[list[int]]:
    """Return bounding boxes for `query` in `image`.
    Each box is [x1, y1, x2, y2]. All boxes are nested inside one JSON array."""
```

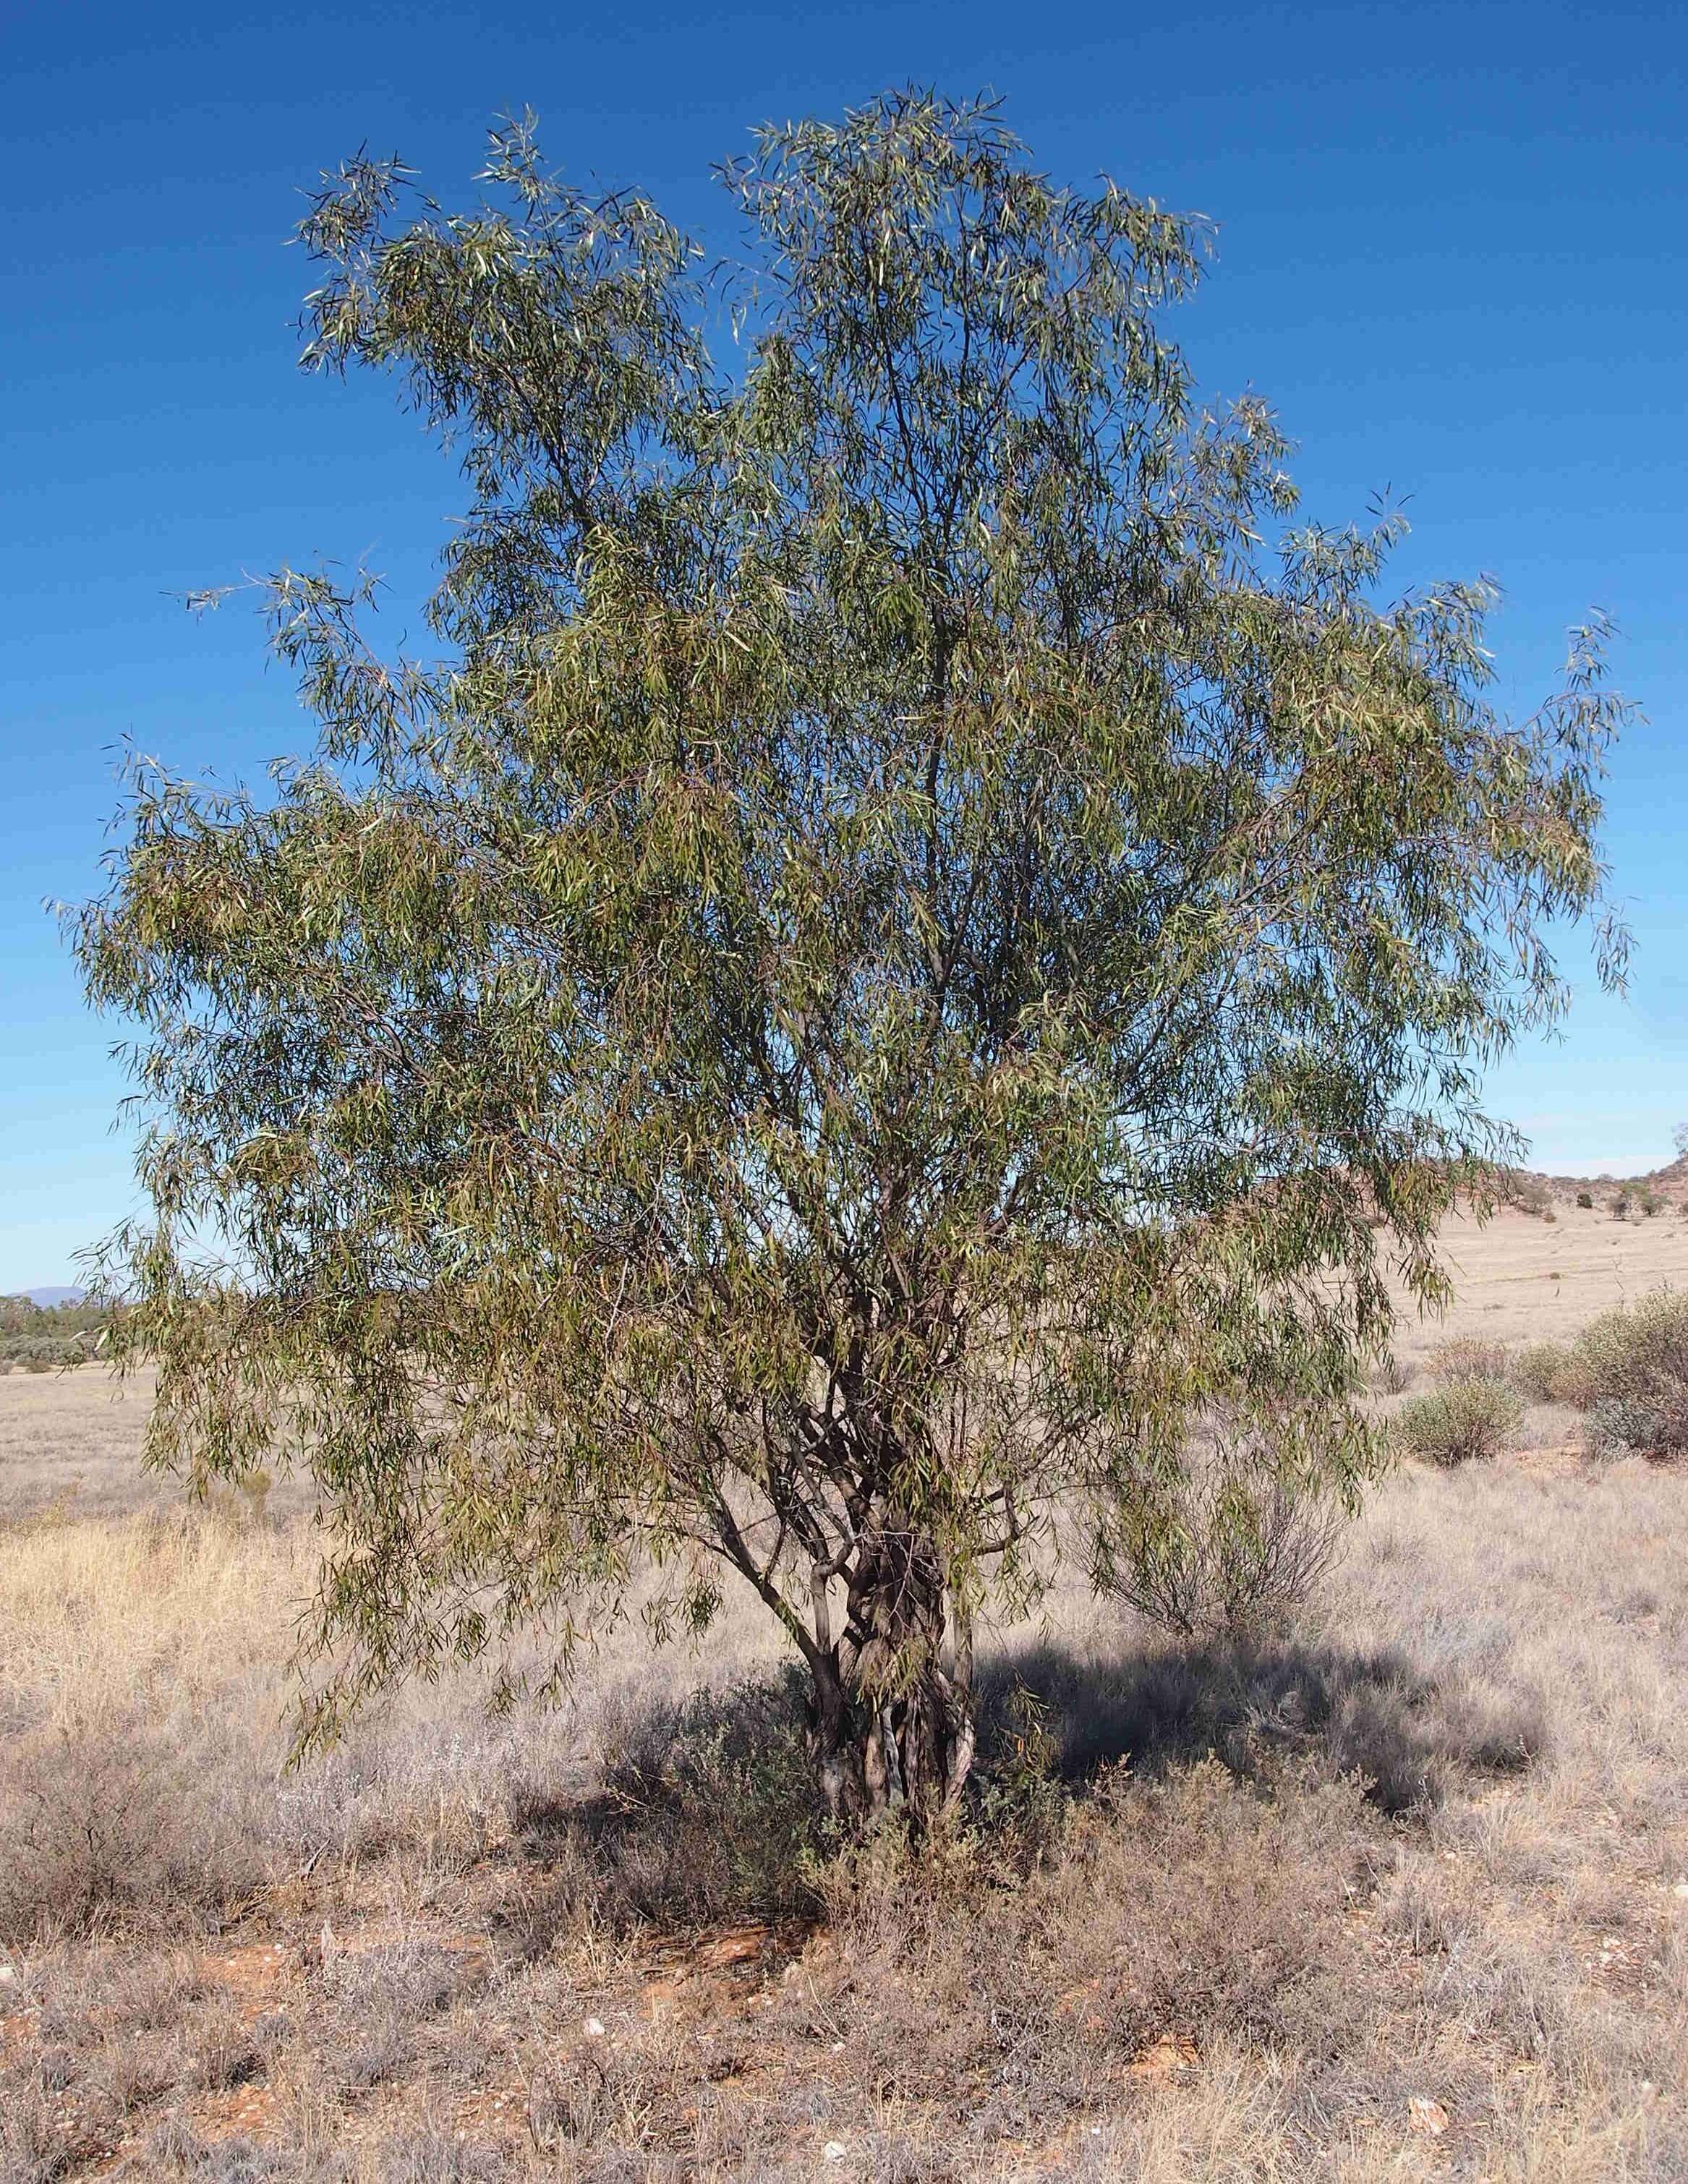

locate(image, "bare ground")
[[2, 1198, 1687, 2181]]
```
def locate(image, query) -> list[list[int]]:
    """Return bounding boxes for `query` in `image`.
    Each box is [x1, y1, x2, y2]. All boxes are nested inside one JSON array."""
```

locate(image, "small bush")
[[1577, 1190, 1594, 1209], [1099, 1433, 1347, 1641], [1612, 1193, 1631, 1221], [1501, 1169, 1554, 1219], [1639, 1187, 1665, 1217], [0, 1704, 268, 1945], [1508, 1342, 1571, 1404], [1564, 1290, 1688, 1454], [1394, 1378, 1522, 1466], [1428, 1336, 1509, 1385], [592, 1669, 826, 1923]]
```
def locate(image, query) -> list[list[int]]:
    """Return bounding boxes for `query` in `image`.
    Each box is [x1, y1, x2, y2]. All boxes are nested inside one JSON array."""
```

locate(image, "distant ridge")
[[16, 1286, 86, 1308]]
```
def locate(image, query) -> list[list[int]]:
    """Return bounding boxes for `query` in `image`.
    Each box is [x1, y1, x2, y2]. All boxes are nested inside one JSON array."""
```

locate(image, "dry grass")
[[4, 1204, 1688, 2179]]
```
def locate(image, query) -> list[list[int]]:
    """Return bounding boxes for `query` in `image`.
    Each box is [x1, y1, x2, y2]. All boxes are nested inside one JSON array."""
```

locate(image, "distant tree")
[[74, 94, 1629, 1827]]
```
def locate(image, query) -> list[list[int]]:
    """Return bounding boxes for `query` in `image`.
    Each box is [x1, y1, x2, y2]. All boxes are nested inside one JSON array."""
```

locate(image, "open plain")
[[3, 1191, 1687, 2183]]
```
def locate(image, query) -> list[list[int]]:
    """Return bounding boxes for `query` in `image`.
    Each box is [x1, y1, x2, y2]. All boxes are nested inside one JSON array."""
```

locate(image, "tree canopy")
[[77, 91, 1628, 1824]]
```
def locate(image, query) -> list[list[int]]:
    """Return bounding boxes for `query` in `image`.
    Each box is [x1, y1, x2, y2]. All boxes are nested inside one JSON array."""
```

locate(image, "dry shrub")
[[1395, 1378, 1522, 1466], [979, 1632, 1546, 1817], [0, 1703, 270, 1945], [320, 1939, 469, 2091], [820, 1757, 1376, 2119], [1429, 1336, 1510, 1384], [1368, 1352, 1413, 1394], [1561, 1289, 1688, 1455], [588, 1668, 827, 1925], [1503, 1170, 1556, 1219], [1098, 1432, 1347, 1641]]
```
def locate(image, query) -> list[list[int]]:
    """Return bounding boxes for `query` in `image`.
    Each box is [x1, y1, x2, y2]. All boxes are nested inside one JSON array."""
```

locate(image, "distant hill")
[[18, 1287, 85, 1308]]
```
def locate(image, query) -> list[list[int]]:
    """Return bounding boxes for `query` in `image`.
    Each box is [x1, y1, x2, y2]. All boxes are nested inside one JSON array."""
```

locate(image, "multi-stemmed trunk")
[[804, 1516, 976, 1830]]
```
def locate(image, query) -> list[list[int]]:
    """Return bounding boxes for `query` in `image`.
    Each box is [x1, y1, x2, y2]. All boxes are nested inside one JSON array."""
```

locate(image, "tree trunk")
[[804, 1519, 975, 1831]]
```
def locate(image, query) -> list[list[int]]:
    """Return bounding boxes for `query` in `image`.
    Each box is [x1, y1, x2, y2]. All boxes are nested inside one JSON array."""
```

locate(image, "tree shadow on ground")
[[974, 1633, 1547, 1815]]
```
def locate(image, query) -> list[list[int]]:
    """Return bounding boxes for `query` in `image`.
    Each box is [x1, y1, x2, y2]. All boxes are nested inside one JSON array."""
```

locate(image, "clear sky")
[[4, 0, 1684, 1293]]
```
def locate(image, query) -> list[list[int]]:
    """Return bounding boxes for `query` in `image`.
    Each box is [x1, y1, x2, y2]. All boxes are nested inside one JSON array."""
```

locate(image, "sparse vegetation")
[[3, 1338, 1685, 2177], [1501, 1169, 1555, 1218], [1577, 1190, 1595, 1208], [0, 1294, 109, 1373], [1394, 1376, 1522, 1465], [1096, 1428, 1347, 1639]]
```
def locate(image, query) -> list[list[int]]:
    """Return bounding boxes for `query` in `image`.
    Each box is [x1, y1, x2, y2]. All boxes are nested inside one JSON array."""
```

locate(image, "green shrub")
[[1395, 1379, 1522, 1467], [1638, 1189, 1665, 1218], [592, 1670, 826, 1923], [1576, 1190, 1594, 1210], [1562, 1290, 1688, 1455], [1508, 1343, 1571, 1404]]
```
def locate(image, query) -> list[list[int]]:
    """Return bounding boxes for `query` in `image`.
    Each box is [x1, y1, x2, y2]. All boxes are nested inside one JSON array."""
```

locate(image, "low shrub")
[[1394, 1378, 1522, 1467], [1564, 1290, 1688, 1455], [1428, 1336, 1509, 1385], [1576, 1190, 1594, 1209], [1368, 1353, 1413, 1394], [1502, 1170, 1554, 1219], [1508, 1341, 1572, 1404], [592, 1668, 827, 1924], [0, 1702, 271, 1945], [1097, 1431, 1347, 1641]]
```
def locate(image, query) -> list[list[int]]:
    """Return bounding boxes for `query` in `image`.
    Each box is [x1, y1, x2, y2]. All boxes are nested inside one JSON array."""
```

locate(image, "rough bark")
[[804, 1517, 976, 1830]]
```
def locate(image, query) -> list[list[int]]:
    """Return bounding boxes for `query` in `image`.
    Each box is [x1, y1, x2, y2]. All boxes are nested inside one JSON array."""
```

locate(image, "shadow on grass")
[[975, 1635, 1548, 1815], [490, 1631, 1549, 1958]]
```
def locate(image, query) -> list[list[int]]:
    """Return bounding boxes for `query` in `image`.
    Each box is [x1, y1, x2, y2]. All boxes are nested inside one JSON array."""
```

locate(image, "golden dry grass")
[[3, 1199, 1687, 2180]]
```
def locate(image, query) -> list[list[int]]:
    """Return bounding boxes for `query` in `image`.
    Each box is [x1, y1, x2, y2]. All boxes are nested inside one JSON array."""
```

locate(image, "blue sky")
[[4, 0, 1684, 1292]]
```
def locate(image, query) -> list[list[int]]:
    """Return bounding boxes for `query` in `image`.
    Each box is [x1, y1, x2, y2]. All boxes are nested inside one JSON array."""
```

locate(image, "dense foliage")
[[75, 93, 1627, 1823]]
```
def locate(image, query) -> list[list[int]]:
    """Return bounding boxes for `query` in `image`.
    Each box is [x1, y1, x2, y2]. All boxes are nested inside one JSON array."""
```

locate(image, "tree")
[[75, 93, 1629, 1828]]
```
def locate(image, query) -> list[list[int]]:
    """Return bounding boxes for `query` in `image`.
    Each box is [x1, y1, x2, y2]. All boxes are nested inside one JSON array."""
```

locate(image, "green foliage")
[[1394, 1378, 1522, 1467], [1507, 1341, 1571, 1404], [73, 93, 1628, 1827], [1576, 1190, 1594, 1209], [1561, 1290, 1688, 1455], [0, 1295, 110, 1370], [1099, 1420, 1345, 1639]]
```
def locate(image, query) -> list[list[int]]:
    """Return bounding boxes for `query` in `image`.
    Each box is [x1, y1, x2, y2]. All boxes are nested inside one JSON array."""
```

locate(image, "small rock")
[[0, 1966, 16, 1986], [584, 2017, 605, 2038], [1408, 2096, 1450, 2138], [823, 2144, 848, 2162]]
